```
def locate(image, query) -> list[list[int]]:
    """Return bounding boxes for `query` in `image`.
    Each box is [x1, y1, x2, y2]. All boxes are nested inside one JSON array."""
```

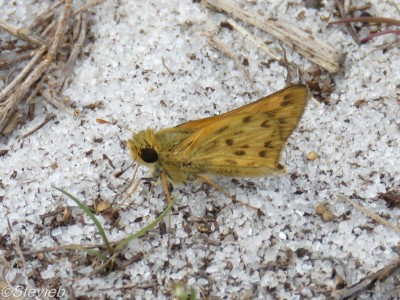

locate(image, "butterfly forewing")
[[175, 113, 284, 177], [176, 85, 308, 142]]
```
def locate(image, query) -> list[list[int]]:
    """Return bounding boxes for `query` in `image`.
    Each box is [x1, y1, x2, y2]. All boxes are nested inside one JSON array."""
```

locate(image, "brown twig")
[[330, 16, 400, 27], [332, 258, 400, 299], [19, 113, 56, 139], [225, 18, 287, 65], [56, 12, 88, 92], [28, 1, 63, 31], [336, 194, 400, 234], [361, 29, 400, 43], [0, 45, 47, 103], [74, 0, 104, 16], [0, 19, 45, 47], [207, 33, 251, 82], [47, 0, 73, 59], [0, 0, 101, 135], [204, 0, 341, 73], [334, 0, 361, 45]]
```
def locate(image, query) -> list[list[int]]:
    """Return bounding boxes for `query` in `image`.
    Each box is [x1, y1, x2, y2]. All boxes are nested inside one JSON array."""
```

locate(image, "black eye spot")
[[226, 139, 234, 146], [234, 150, 246, 156], [140, 148, 158, 163]]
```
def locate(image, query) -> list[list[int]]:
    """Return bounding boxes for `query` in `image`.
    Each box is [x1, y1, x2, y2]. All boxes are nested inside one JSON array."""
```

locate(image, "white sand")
[[1, 0, 399, 299]]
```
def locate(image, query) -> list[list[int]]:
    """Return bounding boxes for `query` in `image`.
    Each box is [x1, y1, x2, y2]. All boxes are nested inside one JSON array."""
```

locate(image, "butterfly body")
[[128, 85, 308, 183]]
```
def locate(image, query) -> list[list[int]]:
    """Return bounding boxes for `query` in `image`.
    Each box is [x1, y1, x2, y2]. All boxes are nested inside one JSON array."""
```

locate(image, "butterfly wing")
[[173, 113, 287, 177], [176, 85, 308, 141]]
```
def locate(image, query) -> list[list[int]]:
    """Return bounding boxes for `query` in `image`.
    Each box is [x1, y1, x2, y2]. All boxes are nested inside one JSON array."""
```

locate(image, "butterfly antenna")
[[96, 118, 134, 133]]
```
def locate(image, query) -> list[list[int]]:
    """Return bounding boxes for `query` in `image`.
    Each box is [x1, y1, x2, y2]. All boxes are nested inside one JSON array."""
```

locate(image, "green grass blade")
[[115, 200, 175, 252], [54, 186, 112, 253]]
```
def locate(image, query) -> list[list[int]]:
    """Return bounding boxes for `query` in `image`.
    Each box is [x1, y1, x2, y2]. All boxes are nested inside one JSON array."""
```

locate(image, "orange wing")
[[176, 85, 308, 141]]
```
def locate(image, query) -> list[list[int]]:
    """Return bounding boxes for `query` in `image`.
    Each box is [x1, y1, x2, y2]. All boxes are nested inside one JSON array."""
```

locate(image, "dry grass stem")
[[207, 33, 251, 82], [0, 19, 45, 47], [56, 12, 88, 92], [332, 258, 400, 299], [19, 113, 56, 139], [205, 0, 341, 73], [0, 45, 47, 103], [48, 0, 72, 58], [334, 0, 360, 44], [336, 194, 400, 235], [0, 0, 100, 135], [226, 18, 285, 64], [74, 0, 104, 16], [28, 1, 63, 31]]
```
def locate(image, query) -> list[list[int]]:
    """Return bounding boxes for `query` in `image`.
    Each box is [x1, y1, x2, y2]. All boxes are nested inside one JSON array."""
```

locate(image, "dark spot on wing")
[[233, 130, 244, 136], [261, 120, 270, 128], [259, 151, 267, 158], [216, 125, 229, 134], [281, 94, 293, 106], [242, 116, 252, 123], [279, 118, 288, 125], [225, 159, 237, 166], [276, 164, 285, 170], [264, 141, 273, 148], [226, 138, 234, 146], [240, 144, 249, 149], [234, 150, 246, 156], [264, 111, 276, 117]]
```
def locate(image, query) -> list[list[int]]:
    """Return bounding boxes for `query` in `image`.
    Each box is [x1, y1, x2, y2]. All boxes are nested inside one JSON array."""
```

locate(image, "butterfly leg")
[[160, 171, 173, 249], [198, 175, 261, 212], [161, 171, 173, 204]]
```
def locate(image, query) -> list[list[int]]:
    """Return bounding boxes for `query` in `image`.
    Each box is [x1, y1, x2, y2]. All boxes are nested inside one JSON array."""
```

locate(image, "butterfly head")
[[128, 129, 160, 166]]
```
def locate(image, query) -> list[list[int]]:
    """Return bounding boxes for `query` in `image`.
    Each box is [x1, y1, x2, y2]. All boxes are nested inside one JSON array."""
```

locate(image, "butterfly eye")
[[140, 148, 158, 163]]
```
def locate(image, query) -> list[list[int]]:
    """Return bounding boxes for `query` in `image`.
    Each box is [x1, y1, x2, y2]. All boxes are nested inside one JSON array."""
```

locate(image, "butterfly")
[[128, 85, 308, 204]]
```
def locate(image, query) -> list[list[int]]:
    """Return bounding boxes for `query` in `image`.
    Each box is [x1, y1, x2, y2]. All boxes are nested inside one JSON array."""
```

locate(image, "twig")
[[0, 45, 47, 103], [332, 258, 400, 299], [334, 0, 360, 45], [47, 0, 73, 59], [0, 0, 73, 133], [19, 113, 56, 139], [278, 40, 292, 86], [28, 0, 63, 31], [330, 17, 400, 27], [41, 88, 74, 114], [7, 218, 31, 291], [336, 194, 400, 234], [0, 19, 45, 46], [74, 0, 104, 16], [205, 0, 341, 73], [225, 18, 285, 64], [0, 57, 53, 132], [56, 12, 88, 92], [161, 56, 174, 76], [361, 29, 400, 43], [209, 33, 251, 82]]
